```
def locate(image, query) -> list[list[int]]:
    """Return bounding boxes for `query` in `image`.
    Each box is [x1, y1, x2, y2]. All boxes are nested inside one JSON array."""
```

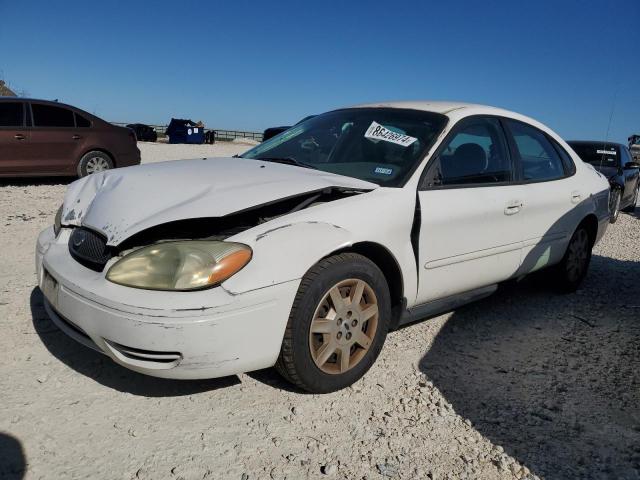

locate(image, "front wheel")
[[609, 188, 621, 223], [276, 253, 391, 393], [622, 184, 639, 213], [77, 151, 114, 177], [552, 225, 592, 293]]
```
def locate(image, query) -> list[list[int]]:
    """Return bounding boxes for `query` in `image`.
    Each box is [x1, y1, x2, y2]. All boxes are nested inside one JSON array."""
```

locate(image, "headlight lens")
[[53, 205, 63, 236], [106, 241, 252, 291]]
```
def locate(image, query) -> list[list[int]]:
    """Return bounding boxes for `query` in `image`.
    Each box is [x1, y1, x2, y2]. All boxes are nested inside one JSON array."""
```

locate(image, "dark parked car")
[[262, 115, 316, 141], [126, 123, 158, 142], [0, 98, 140, 177], [568, 140, 640, 222]]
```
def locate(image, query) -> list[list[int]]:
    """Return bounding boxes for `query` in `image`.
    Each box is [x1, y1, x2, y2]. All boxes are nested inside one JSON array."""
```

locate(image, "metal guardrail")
[[111, 122, 262, 142]]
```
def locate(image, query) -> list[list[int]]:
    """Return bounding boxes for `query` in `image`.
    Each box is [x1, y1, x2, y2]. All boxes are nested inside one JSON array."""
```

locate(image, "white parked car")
[[36, 102, 610, 393]]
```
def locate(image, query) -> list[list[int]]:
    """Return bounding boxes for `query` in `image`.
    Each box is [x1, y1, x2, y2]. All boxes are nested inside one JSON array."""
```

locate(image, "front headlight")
[[53, 204, 63, 236], [106, 241, 252, 291]]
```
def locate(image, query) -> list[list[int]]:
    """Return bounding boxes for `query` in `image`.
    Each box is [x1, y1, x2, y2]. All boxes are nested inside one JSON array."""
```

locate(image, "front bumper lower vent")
[[103, 340, 183, 369]]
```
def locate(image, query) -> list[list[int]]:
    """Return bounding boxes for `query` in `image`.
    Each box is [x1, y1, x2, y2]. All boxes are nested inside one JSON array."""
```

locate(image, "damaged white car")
[[36, 102, 610, 392]]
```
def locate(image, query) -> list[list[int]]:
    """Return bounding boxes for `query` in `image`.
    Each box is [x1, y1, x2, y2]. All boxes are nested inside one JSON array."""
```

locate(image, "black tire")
[[77, 151, 114, 177], [552, 224, 593, 293], [621, 184, 639, 213], [276, 253, 391, 393], [609, 188, 621, 223]]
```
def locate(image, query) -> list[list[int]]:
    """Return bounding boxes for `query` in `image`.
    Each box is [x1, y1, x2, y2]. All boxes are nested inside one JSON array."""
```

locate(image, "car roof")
[[0, 97, 77, 108], [346, 100, 549, 130]]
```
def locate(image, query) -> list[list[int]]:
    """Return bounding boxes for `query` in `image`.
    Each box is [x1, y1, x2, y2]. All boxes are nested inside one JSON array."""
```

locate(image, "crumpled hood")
[[62, 157, 377, 245]]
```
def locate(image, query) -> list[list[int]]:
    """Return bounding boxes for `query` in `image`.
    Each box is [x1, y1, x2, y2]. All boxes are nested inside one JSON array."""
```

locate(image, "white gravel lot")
[[0, 142, 638, 480]]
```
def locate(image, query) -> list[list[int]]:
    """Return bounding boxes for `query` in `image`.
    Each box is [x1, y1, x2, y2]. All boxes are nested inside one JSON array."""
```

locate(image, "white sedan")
[[36, 102, 610, 393]]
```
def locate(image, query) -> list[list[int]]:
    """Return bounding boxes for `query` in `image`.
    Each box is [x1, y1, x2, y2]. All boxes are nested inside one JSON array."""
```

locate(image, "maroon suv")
[[0, 98, 140, 177]]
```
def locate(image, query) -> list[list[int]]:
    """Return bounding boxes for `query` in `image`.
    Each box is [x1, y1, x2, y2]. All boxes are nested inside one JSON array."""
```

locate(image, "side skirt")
[[397, 284, 498, 328]]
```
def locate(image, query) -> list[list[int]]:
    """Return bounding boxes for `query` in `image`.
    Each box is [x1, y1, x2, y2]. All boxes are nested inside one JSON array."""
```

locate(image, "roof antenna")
[[601, 83, 619, 169]]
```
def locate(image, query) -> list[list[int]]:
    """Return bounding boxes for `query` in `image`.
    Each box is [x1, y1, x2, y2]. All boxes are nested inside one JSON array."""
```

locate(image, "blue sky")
[[1, 0, 638, 142]]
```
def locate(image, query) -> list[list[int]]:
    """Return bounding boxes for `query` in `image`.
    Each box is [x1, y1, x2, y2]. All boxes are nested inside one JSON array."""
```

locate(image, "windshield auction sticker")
[[597, 149, 616, 155], [365, 121, 417, 147]]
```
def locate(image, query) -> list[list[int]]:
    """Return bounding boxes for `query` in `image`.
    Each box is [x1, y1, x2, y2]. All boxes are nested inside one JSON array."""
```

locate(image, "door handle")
[[14, 134, 25, 140], [72, 135, 82, 140], [504, 200, 523, 215], [571, 191, 582, 204]]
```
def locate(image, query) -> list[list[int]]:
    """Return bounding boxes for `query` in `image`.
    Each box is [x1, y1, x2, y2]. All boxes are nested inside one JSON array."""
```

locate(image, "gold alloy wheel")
[[309, 278, 379, 374]]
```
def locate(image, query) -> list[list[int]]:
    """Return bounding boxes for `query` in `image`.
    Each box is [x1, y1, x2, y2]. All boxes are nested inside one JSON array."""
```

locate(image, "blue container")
[[165, 118, 205, 144]]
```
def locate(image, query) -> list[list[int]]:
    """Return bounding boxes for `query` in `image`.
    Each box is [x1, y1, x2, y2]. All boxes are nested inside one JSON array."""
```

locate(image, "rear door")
[[415, 116, 524, 304], [502, 119, 582, 274], [0, 101, 30, 174], [28, 103, 81, 174]]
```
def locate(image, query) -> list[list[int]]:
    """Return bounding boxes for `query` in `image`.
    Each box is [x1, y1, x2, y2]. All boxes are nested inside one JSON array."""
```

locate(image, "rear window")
[[0, 102, 24, 127], [75, 112, 91, 127], [32, 104, 75, 127], [568, 143, 619, 168], [506, 120, 566, 181]]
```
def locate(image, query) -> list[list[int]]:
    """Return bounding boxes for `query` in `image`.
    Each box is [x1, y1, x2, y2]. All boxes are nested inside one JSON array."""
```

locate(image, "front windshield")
[[569, 142, 620, 168], [241, 108, 448, 187]]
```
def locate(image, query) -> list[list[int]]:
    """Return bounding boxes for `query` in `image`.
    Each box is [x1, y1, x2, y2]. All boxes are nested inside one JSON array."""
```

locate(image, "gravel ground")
[[1, 143, 638, 480]]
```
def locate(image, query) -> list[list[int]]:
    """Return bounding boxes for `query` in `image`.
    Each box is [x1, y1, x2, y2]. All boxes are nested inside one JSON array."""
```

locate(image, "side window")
[[551, 139, 576, 176], [506, 120, 565, 181], [31, 104, 75, 127], [0, 102, 24, 127], [424, 117, 511, 187], [74, 112, 91, 127], [620, 147, 632, 166]]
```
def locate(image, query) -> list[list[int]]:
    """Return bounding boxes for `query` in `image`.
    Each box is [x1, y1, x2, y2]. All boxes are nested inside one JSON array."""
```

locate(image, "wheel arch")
[[79, 148, 116, 167], [578, 213, 598, 247], [331, 241, 405, 330]]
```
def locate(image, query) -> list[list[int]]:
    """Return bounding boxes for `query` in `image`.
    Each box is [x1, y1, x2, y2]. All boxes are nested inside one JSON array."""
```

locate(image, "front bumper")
[[36, 226, 299, 379]]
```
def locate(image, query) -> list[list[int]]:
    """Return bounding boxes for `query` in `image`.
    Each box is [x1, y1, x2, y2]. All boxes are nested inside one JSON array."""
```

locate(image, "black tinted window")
[[32, 104, 75, 127], [568, 142, 619, 168], [507, 120, 565, 181], [0, 102, 24, 127], [75, 112, 91, 127], [426, 117, 511, 186], [620, 146, 632, 166]]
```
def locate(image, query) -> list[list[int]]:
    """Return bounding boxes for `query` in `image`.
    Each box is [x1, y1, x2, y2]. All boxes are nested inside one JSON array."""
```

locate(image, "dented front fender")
[[223, 221, 353, 294]]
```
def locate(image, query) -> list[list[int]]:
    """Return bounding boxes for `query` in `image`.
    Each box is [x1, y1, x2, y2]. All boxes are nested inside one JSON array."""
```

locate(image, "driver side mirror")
[[624, 161, 640, 169]]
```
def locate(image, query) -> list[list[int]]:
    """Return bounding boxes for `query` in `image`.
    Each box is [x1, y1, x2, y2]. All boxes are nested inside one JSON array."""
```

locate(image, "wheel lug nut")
[[337, 332, 342, 339], [351, 319, 358, 327], [346, 332, 352, 340]]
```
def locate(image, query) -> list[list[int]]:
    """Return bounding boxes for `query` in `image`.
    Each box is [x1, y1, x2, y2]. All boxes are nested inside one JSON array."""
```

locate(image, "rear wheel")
[[553, 225, 592, 293], [276, 253, 391, 393], [77, 151, 113, 177], [622, 184, 639, 213], [609, 188, 621, 223]]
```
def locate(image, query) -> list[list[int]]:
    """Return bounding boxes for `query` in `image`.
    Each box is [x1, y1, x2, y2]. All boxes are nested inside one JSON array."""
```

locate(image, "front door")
[[0, 101, 31, 174], [28, 102, 79, 174], [415, 116, 523, 304], [620, 146, 640, 204]]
